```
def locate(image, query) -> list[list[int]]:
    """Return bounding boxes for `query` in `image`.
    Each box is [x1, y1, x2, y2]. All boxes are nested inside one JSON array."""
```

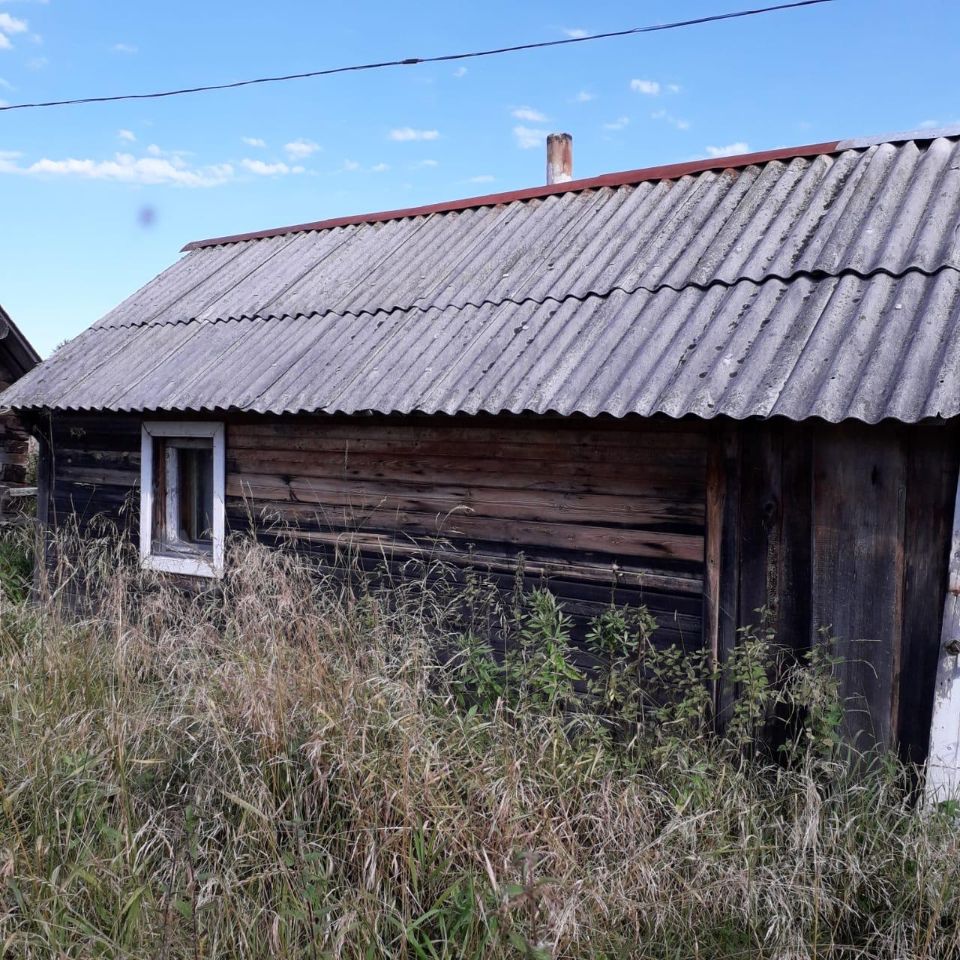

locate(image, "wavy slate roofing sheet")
[[6, 128, 960, 422]]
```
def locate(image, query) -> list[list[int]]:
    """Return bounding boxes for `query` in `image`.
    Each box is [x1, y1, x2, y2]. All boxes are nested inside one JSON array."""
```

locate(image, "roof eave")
[[0, 304, 41, 377]]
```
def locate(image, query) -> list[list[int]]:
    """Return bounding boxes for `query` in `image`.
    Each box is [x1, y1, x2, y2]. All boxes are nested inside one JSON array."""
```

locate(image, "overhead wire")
[[0, 0, 835, 113]]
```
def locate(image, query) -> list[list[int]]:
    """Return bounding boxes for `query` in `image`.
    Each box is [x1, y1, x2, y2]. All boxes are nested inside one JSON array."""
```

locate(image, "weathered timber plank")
[[235, 507, 704, 562], [236, 520, 704, 593], [704, 440, 723, 676], [737, 424, 782, 630], [706, 424, 740, 725], [777, 422, 813, 655], [226, 435, 709, 466], [58, 448, 139, 469], [224, 475, 705, 527], [54, 466, 139, 488], [227, 436, 707, 467], [248, 530, 703, 649], [228, 418, 709, 447], [899, 426, 960, 766], [228, 457, 705, 499], [812, 425, 906, 753]]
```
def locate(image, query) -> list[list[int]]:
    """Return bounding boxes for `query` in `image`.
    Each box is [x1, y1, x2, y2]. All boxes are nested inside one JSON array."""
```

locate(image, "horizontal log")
[[224, 474, 704, 526], [228, 431, 707, 461], [57, 447, 706, 500], [228, 454, 704, 496], [229, 448, 706, 486], [260, 525, 704, 594], [58, 447, 139, 467], [244, 511, 703, 562], [55, 466, 139, 488], [229, 418, 708, 448]]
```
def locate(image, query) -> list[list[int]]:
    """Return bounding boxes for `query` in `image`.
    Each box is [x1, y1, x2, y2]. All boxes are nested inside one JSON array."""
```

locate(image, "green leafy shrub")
[[503, 588, 583, 714]]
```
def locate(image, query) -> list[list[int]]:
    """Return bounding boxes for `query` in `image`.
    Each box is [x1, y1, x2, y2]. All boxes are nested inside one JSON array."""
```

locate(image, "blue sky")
[[0, 0, 957, 355]]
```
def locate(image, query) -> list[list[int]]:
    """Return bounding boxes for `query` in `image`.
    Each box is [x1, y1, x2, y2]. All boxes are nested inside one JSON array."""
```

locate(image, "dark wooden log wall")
[[38, 410, 960, 762], [0, 350, 32, 486], [42, 412, 709, 651], [709, 418, 960, 763]]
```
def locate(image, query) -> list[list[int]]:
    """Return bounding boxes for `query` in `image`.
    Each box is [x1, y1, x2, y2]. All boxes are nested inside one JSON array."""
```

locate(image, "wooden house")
[[0, 303, 40, 493], [6, 127, 960, 779]]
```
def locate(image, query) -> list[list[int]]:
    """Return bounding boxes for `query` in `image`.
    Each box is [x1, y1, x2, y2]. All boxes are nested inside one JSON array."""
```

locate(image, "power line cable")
[[0, 0, 835, 113]]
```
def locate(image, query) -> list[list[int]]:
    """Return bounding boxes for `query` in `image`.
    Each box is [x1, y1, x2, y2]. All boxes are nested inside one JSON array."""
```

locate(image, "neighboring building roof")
[[0, 304, 41, 381], [5, 126, 960, 423]]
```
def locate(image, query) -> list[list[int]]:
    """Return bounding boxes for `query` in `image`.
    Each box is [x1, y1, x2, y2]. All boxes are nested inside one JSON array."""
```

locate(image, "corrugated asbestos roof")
[[6, 128, 960, 423]]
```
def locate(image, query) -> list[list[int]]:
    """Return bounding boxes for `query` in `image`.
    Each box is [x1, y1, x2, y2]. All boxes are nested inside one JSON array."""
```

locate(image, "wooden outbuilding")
[[6, 127, 960, 773], [0, 303, 40, 495]]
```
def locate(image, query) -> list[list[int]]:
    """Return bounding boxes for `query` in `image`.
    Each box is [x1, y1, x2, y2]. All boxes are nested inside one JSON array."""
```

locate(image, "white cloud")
[[0, 13, 27, 49], [25, 54, 45, 68], [117, 129, 136, 142], [573, 90, 594, 103], [242, 158, 302, 176], [0, 151, 235, 186], [630, 79, 661, 96], [342, 159, 360, 171], [513, 125, 548, 150], [603, 116, 629, 132], [371, 162, 390, 173], [512, 106, 547, 123], [284, 138, 320, 159], [667, 83, 682, 94], [141, 144, 194, 163], [241, 136, 266, 148], [388, 127, 440, 142], [469, 174, 495, 183], [563, 27, 589, 38], [413, 158, 438, 168], [651, 109, 690, 131], [112, 42, 137, 54], [705, 142, 750, 158], [916, 118, 960, 130], [453, 66, 467, 78], [0, 76, 13, 90], [916, 119, 960, 130]]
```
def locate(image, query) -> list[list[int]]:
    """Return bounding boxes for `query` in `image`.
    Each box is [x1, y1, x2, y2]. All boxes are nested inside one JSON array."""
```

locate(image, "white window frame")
[[140, 421, 226, 577]]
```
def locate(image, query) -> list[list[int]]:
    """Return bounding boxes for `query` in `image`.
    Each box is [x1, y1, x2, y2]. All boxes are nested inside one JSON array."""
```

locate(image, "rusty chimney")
[[546, 132, 573, 185]]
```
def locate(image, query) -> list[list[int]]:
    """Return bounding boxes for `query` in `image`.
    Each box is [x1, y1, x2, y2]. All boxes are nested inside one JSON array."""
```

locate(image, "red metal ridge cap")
[[182, 138, 841, 252]]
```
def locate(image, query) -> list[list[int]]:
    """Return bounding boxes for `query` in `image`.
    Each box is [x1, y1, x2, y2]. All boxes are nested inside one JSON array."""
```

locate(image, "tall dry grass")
[[0, 527, 958, 958]]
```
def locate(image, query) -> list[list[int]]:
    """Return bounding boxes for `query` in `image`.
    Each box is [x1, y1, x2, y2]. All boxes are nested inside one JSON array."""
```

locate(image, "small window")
[[140, 422, 225, 577]]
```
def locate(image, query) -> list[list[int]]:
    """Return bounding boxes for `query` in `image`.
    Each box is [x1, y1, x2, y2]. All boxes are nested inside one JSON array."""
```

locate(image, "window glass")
[[177, 446, 214, 543], [150, 437, 215, 557]]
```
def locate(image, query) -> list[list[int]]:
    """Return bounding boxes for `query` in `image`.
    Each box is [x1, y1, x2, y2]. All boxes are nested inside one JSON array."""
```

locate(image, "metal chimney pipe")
[[546, 132, 573, 184]]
